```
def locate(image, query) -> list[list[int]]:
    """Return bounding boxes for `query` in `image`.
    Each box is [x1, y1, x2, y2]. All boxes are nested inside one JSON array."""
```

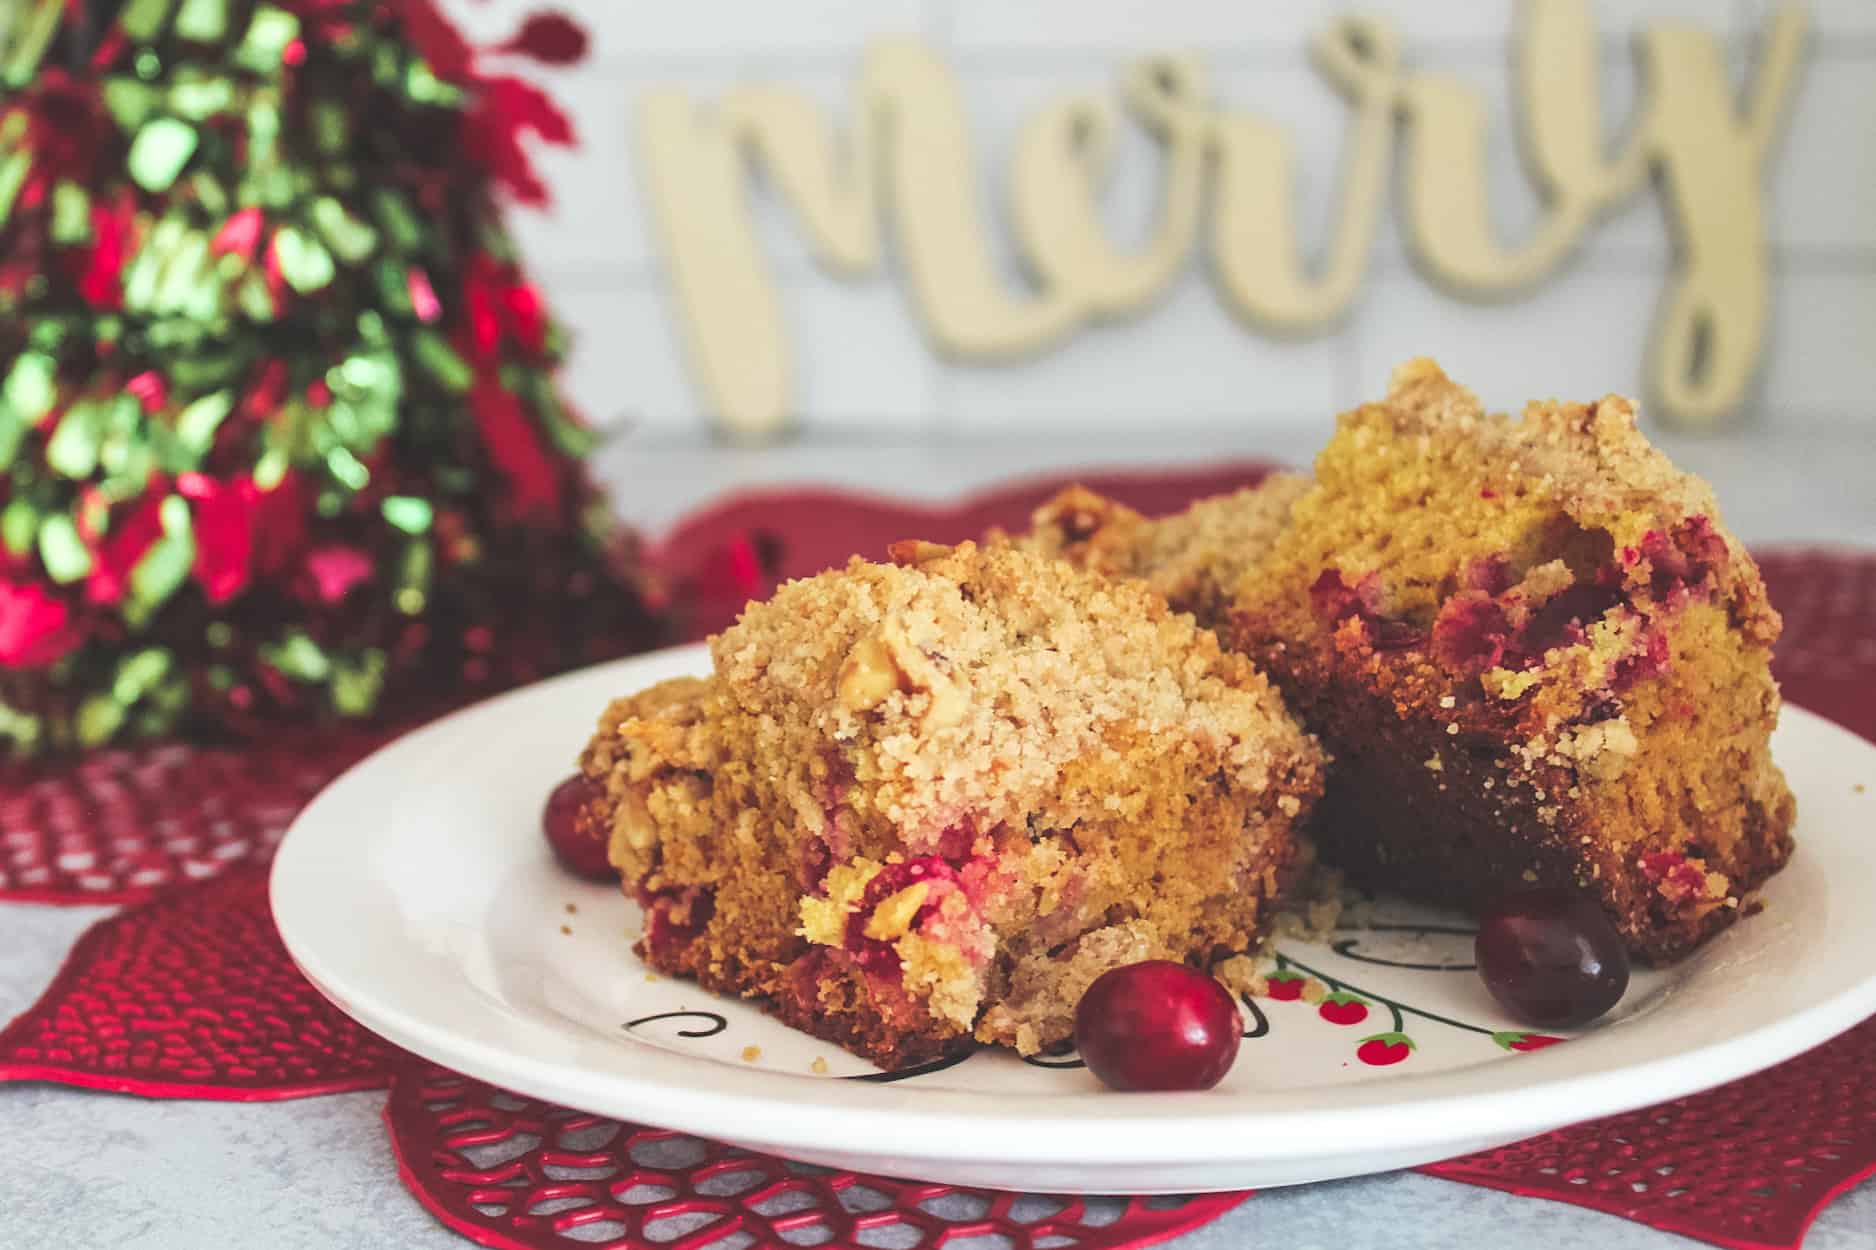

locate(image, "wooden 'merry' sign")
[[635, 0, 1807, 439]]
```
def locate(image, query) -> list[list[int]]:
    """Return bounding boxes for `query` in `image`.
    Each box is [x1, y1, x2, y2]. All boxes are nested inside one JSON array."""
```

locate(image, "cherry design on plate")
[[1318, 991, 1370, 1026], [1357, 1032, 1416, 1066], [1264, 969, 1307, 1001], [1271, 939, 1576, 1070]]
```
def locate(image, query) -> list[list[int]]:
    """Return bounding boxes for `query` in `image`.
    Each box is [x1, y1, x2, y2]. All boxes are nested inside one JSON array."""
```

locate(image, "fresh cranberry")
[[1074, 961, 1242, 1092], [542, 774, 614, 881], [1475, 888, 1629, 1027]]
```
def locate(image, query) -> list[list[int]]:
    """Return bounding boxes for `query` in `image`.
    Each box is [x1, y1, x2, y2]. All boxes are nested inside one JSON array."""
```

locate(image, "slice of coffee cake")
[[581, 540, 1324, 1068], [1015, 360, 1795, 962]]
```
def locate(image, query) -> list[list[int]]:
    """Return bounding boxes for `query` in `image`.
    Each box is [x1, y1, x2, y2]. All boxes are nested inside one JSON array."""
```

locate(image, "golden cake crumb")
[[810, 1056, 829, 1074], [559, 924, 572, 935], [741, 1045, 761, 1063]]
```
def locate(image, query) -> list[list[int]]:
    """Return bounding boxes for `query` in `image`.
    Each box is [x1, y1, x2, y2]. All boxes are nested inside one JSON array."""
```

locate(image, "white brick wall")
[[453, 0, 1875, 441]]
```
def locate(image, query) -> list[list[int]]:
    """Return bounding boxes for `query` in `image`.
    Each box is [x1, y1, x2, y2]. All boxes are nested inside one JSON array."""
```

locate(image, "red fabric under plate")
[[0, 862, 398, 1097], [385, 1058, 1250, 1250]]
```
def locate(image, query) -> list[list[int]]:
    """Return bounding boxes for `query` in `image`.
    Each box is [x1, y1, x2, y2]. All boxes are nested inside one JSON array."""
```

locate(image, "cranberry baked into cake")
[[1020, 360, 1795, 963], [580, 540, 1324, 1069]]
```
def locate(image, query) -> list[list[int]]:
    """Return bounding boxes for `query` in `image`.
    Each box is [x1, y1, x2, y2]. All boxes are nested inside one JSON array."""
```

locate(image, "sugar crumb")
[[1439, 695, 1457, 709]]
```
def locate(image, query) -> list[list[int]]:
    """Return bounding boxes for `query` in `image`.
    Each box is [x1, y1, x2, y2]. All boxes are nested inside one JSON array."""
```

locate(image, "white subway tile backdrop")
[[443, 0, 1872, 526]]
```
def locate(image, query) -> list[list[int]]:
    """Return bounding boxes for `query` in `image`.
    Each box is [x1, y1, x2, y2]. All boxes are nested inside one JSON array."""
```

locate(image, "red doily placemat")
[[0, 724, 395, 905], [658, 464, 1276, 641], [1756, 549, 1876, 744], [0, 862, 401, 1098], [386, 1058, 1248, 1250], [1419, 1014, 1876, 1250]]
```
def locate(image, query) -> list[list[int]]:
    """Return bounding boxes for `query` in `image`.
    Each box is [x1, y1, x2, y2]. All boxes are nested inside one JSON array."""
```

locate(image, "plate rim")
[[272, 642, 1876, 1177]]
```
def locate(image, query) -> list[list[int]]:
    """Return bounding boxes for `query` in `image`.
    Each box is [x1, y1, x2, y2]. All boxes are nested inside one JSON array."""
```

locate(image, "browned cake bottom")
[[1286, 665, 1794, 963]]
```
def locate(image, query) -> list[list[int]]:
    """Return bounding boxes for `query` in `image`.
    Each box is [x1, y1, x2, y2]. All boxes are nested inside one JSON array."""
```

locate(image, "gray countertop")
[[4, 431, 1874, 1249]]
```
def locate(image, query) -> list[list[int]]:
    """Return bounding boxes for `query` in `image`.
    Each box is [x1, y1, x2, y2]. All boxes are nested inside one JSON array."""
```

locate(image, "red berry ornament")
[[542, 774, 613, 881], [1476, 887, 1629, 1027], [1074, 960, 1242, 1092]]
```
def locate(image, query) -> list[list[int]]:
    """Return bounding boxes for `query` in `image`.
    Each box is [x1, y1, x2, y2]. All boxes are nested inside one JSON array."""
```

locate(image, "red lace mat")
[[386, 1058, 1247, 1250], [0, 862, 398, 1097], [1421, 1014, 1876, 1250], [2, 467, 1874, 1250], [0, 723, 397, 905]]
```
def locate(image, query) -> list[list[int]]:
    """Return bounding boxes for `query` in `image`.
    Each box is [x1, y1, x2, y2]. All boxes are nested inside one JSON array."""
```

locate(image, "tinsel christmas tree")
[[0, 0, 665, 754]]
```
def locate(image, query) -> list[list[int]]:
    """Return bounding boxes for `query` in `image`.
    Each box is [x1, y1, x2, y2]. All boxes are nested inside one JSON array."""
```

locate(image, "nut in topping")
[[613, 786, 657, 852], [837, 635, 903, 710], [863, 881, 931, 941], [887, 539, 952, 567]]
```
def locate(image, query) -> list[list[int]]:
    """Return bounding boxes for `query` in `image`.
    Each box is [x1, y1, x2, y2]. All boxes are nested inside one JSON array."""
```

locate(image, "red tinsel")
[[177, 475, 259, 606], [0, 579, 76, 668], [85, 489, 166, 608], [491, 12, 590, 64], [471, 375, 562, 523], [17, 68, 112, 185], [74, 194, 135, 311]]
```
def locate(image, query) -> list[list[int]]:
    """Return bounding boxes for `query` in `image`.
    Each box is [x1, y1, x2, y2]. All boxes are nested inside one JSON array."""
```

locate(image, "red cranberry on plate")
[[542, 774, 614, 881], [1475, 888, 1629, 1028], [1074, 960, 1242, 1092]]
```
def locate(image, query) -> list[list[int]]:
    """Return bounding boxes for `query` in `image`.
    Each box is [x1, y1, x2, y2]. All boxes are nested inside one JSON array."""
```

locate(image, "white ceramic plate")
[[273, 643, 1876, 1194]]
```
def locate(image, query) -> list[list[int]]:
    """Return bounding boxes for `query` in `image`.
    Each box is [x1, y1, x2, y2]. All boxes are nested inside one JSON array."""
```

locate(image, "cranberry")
[[1074, 961, 1242, 1092], [1432, 593, 1512, 673], [1520, 583, 1626, 657], [542, 774, 614, 881], [1369, 618, 1426, 651], [1475, 888, 1629, 1027]]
